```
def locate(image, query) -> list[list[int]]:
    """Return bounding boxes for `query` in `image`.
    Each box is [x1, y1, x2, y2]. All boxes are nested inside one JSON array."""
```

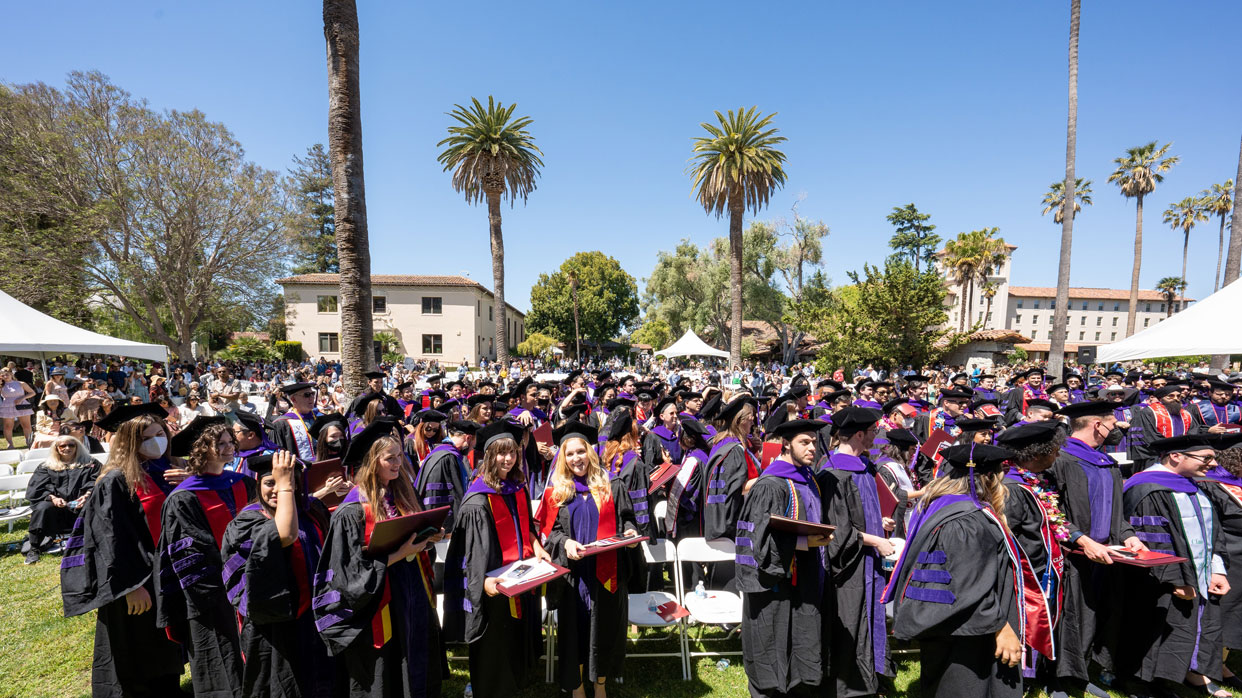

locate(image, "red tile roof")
[[276, 273, 524, 314], [1007, 286, 1193, 302]]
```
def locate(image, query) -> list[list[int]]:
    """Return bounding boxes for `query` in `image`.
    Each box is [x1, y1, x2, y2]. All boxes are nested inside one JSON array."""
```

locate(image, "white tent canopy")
[[0, 289, 168, 363], [1096, 279, 1239, 362], [655, 330, 729, 360]]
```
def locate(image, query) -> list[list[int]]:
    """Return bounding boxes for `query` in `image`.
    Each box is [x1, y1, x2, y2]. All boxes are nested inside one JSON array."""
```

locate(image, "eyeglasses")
[[1181, 453, 1218, 466]]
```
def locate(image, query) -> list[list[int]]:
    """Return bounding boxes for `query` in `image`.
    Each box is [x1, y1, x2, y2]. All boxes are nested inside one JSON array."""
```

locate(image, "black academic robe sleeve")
[[618, 454, 654, 538], [1048, 453, 1135, 545], [891, 511, 1019, 640], [703, 445, 748, 541], [1122, 487, 1196, 588], [734, 477, 796, 592], [444, 495, 500, 644], [311, 501, 389, 655], [61, 470, 155, 616], [414, 451, 466, 532], [270, 418, 299, 456], [26, 463, 97, 502], [1127, 406, 1159, 468], [1002, 388, 1024, 425], [221, 508, 300, 626], [641, 431, 664, 470], [818, 469, 865, 579]]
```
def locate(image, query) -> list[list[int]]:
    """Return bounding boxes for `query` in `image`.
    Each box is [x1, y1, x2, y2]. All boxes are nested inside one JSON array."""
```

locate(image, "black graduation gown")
[[641, 426, 681, 469], [875, 461, 911, 539], [1046, 449, 1134, 681], [734, 471, 832, 695], [442, 489, 543, 698], [889, 499, 1022, 698], [270, 412, 318, 461], [1126, 404, 1201, 473], [412, 446, 467, 532], [1118, 478, 1224, 683], [25, 462, 98, 544], [155, 474, 256, 698], [60, 469, 184, 698], [1002, 478, 1049, 580], [701, 439, 752, 541], [220, 501, 334, 698], [817, 456, 891, 697], [311, 497, 444, 698], [544, 479, 637, 692], [1198, 476, 1242, 649]]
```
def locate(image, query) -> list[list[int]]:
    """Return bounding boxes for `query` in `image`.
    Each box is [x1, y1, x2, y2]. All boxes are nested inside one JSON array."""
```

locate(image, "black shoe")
[[23, 549, 39, 565], [1183, 678, 1233, 697]]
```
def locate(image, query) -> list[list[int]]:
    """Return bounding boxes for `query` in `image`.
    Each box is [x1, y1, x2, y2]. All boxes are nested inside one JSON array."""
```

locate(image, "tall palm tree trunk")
[[1181, 232, 1189, 303], [965, 278, 975, 329], [958, 276, 969, 332], [1127, 194, 1144, 337], [486, 189, 508, 367], [1048, 0, 1079, 377], [324, 0, 373, 398], [1226, 134, 1242, 284], [728, 200, 744, 366], [1216, 214, 1226, 292]]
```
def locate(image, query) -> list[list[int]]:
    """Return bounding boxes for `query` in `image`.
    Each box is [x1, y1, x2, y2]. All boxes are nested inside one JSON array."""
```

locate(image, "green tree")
[[885, 204, 941, 272], [288, 143, 338, 274], [1156, 276, 1187, 318], [1041, 179, 1092, 224], [1108, 141, 1179, 337], [687, 107, 787, 365], [526, 251, 640, 346], [218, 335, 278, 362], [437, 96, 542, 368], [629, 319, 671, 352], [1162, 196, 1208, 301], [516, 332, 558, 358], [1199, 180, 1234, 292], [941, 228, 1007, 331]]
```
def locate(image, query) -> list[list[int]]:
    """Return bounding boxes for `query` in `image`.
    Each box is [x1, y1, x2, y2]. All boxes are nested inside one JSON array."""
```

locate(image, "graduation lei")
[[1011, 466, 1070, 542]]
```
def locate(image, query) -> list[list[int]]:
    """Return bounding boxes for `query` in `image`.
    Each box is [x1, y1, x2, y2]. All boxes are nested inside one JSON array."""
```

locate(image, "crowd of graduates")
[[40, 361, 1242, 698]]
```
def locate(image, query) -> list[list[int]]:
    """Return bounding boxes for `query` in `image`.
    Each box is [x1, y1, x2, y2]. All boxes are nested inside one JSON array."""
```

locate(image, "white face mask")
[[139, 435, 167, 459]]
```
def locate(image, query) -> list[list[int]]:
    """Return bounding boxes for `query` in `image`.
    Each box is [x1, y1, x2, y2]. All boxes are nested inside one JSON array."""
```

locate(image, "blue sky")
[[5, 1, 1240, 313]]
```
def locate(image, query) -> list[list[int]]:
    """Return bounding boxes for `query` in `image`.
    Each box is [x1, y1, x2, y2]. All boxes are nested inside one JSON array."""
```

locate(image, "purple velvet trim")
[[312, 590, 340, 609], [1131, 515, 1169, 526], [708, 479, 726, 489], [736, 520, 755, 531], [916, 550, 947, 564], [1124, 470, 1199, 494], [825, 451, 867, 473], [173, 470, 249, 494], [167, 536, 195, 554], [904, 585, 957, 604], [763, 459, 811, 484], [226, 579, 246, 603], [423, 496, 453, 507], [1206, 466, 1242, 487], [222, 553, 246, 579], [911, 568, 952, 584], [178, 571, 208, 589], [1136, 531, 1172, 544], [64, 535, 83, 550], [424, 482, 452, 491], [736, 554, 758, 567], [172, 554, 203, 574], [413, 443, 459, 489], [736, 537, 753, 548], [314, 609, 353, 632], [882, 494, 976, 604], [461, 599, 474, 612], [567, 482, 600, 610], [1064, 437, 1117, 542], [313, 569, 333, 586], [60, 555, 84, 569], [71, 517, 83, 531], [465, 477, 522, 497], [706, 494, 727, 504]]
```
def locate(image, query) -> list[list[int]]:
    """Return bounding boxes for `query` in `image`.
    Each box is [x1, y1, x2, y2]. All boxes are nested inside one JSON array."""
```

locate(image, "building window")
[[1050, 299, 1056, 309], [1144, 318, 1150, 327], [422, 334, 443, 354], [477, 300, 480, 317], [1096, 317, 1102, 326], [422, 297, 442, 315], [1033, 300, 1041, 309], [986, 312, 993, 322], [317, 295, 338, 313], [1079, 332, 1084, 340], [1032, 315, 1038, 325], [1159, 303, 1166, 312], [318, 332, 339, 353], [1112, 317, 1118, 326], [1095, 332, 1100, 340], [1113, 302, 1120, 311], [1080, 316, 1086, 325], [1111, 332, 1116, 340], [489, 305, 493, 321], [1144, 302, 1151, 312], [1016, 314, 1022, 324], [373, 296, 386, 313], [1081, 301, 1087, 310], [1017, 299, 1024, 308], [1098, 302, 1104, 311]]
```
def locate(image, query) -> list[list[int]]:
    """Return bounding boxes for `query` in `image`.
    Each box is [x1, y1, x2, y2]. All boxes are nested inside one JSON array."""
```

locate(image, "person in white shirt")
[[177, 393, 216, 427]]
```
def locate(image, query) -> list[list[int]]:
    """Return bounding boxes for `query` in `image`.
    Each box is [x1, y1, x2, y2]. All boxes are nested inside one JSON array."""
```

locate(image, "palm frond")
[[686, 106, 788, 218], [436, 95, 543, 206]]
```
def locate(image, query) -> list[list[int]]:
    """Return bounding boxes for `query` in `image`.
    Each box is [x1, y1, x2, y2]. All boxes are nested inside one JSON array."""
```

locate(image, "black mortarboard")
[[607, 396, 636, 411], [977, 373, 996, 380], [770, 418, 823, 441], [995, 421, 1061, 450], [635, 388, 657, 402], [1056, 401, 1115, 419], [309, 413, 349, 440], [95, 402, 167, 433], [490, 400, 510, 414], [561, 403, 589, 421], [825, 389, 853, 404], [395, 381, 413, 392], [235, 411, 266, 437], [938, 443, 1014, 476], [363, 370, 385, 380], [1025, 399, 1059, 412], [951, 373, 970, 383], [1206, 378, 1235, 392], [445, 381, 463, 392], [467, 393, 492, 407], [785, 385, 810, 401], [595, 370, 613, 383], [343, 417, 402, 468], [352, 392, 386, 418], [446, 419, 480, 435], [716, 395, 756, 424], [881, 397, 909, 414], [1152, 385, 1182, 399], [817, 379, 843, 390], [171, 415, 228, 457], [653, 395, 679, 418], [245, 453, 280, 478], [606, 410, 635, 441], [955, 417, 997, 432], [413, 409, 448, 424], [1150, 434, 1216, 456], [904, 374, 933, 385], [512, 375, 534, 396], [1063, 373, 1083, 382], [830, 406, 882, 435], [280, 381, 316, 395], [1019, 367, 1046, 378], [885, 428, 919, 449], [938, 388, 974, 401], [474, 419, 524, 461], [681, 418, 710, 448], [563, 369, 583, 385], [553, 419, 598, 446], [1046, 383, 1069, 394], [680, 391, 703, 400], [699, 392, 723, 421], [426, 373, 444, 382]]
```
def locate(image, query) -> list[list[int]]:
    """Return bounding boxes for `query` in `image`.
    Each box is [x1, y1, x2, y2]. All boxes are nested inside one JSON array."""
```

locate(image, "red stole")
[[1217, 481, 1242, 509], [537, 484, 619, 593], [488, 488, 533, 618], [360, 501, 435, 648], [1150, 401, 1192, 437], [742, 447, 760, 481], [1011, 483, 1063, 659], [194, 480, 250, 547], [256, 508, 323, 619], [137, 474, 167, 543]]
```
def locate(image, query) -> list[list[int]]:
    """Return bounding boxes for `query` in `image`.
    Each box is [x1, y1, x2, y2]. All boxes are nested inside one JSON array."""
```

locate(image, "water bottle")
[[715, 658, 730, 671], [647, 593, 660, 613], [695, 581, 706, 599], [463, 683, 472, 698]]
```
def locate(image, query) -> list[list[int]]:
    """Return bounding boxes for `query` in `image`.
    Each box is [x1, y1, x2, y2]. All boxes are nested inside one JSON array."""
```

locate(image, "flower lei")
[[1012, 465, 1071, 542]]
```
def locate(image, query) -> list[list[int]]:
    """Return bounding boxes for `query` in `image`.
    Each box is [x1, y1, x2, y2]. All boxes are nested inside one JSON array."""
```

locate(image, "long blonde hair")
[[710, 403, 754, 446], [477, 436, 523, 491], [44, 435, 93, 471], [101, 414, 168, 496], [550, 436, 610, 507], [357, 435, 419, 522], [918, 470, 1009, 528]]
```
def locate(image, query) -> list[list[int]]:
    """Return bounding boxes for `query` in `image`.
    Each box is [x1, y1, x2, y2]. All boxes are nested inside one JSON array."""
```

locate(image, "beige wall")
[[1003, 295, 1182, 344], [282, 283, 525, 363]]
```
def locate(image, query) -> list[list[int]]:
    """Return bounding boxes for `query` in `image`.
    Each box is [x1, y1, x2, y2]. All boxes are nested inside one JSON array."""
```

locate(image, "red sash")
[[488, 489, 533, 618], [1150, 402, 1192, 438], [742, 447, 760, 481], [537, 485, 619, 593], [360, 502, 434, 647], [137, 474, 167, 543], [194, 480, 250, 547], [1012, 484, 1063, 658], [1217, 481, 1242, 509]]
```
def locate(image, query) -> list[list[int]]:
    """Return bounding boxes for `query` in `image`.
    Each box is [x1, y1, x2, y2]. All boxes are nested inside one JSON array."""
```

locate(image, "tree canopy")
[[885, 204, 941, 272], [288, 143, 338, 274], [526, 251, 640, 346]]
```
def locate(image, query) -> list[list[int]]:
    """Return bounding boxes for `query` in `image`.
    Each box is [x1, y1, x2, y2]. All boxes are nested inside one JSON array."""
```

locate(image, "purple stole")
[[1062, 437, 1119, 542]]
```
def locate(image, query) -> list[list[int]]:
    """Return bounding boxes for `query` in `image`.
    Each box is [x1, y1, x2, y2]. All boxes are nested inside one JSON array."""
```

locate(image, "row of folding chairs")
[[0, 472, 33, 532]]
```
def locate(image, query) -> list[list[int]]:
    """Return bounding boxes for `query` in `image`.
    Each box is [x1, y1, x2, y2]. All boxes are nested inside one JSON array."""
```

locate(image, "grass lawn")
[[0, 516, 1230, 698]]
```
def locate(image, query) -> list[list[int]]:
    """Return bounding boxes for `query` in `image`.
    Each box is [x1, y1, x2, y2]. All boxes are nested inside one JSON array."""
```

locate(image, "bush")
[[274, 341, 303, 360]]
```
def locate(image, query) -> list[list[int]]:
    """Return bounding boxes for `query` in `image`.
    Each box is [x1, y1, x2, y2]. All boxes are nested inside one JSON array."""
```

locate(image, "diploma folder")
[[305, 458, 346, 508], [1071, 547, 1188, 567], [578, 534, 651, 557], [919, 429, 955, 462], [364, 506, 451, 557], [760, 442, 783, 468], [647, 462, 681, 493], [767, 515, 836, 538], [488, 558, 570, 597], [533, 421, 554, 450], [874, 474, 900, 520]]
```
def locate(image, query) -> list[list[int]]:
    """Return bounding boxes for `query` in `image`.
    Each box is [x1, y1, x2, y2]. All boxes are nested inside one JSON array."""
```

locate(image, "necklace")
[[1013, 466, 1070, 542]]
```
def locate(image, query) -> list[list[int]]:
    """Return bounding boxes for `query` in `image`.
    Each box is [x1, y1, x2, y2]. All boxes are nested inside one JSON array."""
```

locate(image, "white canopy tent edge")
[[1095, 278, 1241, 363], [0, 290, 168, 371], [655, 329, 730, 360]]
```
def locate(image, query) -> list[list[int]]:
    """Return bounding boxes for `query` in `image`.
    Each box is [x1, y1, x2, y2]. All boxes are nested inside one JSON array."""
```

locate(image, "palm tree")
[[966, 228, 1008, 329], [942, 229, 1005, 332], [1162, 196, 1208, 302], [1108, 141, 1179, 337], [1156, 276, 1187, 318], [323, 0, 373, 398], [688, 107, 787, 365], [941, 235, 977, 332], [1200, 180, 1234, 291], [436, 96, 543, 368], [1225, 138, 1242, 284], [1041, 179, 1092, 224], [1047, 0, 1081, 379]]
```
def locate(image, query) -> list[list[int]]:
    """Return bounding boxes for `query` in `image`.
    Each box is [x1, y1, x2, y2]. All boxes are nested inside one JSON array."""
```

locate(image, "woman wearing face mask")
[[538, 421, 639, 698], [154, 416, 256, 698], [60, 404, 185, 697], [443, 419, 553, 698], [311, 412, 350, 461], [312, 425, 446, 698], [221, 451, 334, 698]]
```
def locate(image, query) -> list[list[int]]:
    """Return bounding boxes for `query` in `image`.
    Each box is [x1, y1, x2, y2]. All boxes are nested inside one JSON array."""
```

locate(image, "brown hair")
[[603, 409, 640, 470], [466, 403, 492, 424], [1218, 447, 1242, 480], [477, 436, 524, 491], [101, 414, 169, 496], [186, 423, 232, 475], [362, 399, 383, 426], [356, 435, 419, 522], [710, 403, 754, 446]]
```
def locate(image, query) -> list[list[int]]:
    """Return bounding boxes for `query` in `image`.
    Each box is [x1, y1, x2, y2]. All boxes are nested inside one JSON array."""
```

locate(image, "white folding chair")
[[23, 448, 51, 461], [0, 473, 34, 532], [626, 538, 690, 679], [17, 460, 41, 475], [0, 451, 23, 466], [0, 465, 12, 477], [675, 537, 743, 664]]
